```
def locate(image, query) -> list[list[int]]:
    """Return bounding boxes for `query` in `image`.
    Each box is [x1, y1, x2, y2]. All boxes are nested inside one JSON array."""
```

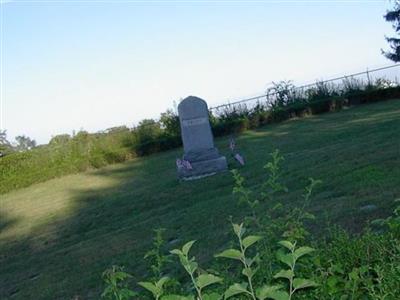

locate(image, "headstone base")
[[178, 156, 228, 180]]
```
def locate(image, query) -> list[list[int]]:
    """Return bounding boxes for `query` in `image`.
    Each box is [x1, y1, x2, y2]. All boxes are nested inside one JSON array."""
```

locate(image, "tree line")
[[0, 130, 37, 156]]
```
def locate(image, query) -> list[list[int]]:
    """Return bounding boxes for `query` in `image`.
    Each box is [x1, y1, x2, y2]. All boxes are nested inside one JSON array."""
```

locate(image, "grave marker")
[[177, 96, 228, 179]]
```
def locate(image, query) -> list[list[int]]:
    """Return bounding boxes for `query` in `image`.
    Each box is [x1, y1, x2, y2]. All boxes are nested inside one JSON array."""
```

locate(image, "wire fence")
[[121, 64, 399, 132], [209, 64, 400, 114]]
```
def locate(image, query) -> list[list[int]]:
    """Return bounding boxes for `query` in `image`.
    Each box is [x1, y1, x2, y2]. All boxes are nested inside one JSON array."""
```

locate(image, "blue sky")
[[1, 0, 397, 144]]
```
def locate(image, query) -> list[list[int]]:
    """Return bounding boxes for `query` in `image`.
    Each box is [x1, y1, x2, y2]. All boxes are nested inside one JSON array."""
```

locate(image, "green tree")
[[160, 109, 180, 137], [0, 130, 14, 156], [133, 119, 163, 155], [135, 119, 162, 142], [105, 126, 129, 134], [383, 0, 400, 62], [15, 135, 37, 151], [49, 134, 72, 146]]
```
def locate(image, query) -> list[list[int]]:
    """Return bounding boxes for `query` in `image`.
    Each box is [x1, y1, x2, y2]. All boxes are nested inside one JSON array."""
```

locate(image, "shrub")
[[160, 109, 181, 138], [211, 104, 251, 136], [49, 134, 72, 146], [134, 119, 163, 155], [248, 102, 270, 128], [267, 81, 298, 108]]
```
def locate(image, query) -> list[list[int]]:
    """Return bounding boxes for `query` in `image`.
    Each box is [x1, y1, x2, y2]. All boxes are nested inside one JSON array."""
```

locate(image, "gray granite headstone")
[[177, 96, 227, 179]]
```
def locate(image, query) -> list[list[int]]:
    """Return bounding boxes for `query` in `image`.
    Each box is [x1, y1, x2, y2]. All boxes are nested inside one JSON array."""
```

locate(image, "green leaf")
[[215, 249, 242, 260], [156, 276, 169, 289], [331, 263, 345, 274], [256, 285, 289, 300], [293, 278, 318, 290], [138, 281, 159, 297], [370, 219, 385, 226], [272, 203, 283, 211], [269, 290, 290, 300], [327, 276, 339, 289], [196, 274, 223, 290], [242, 235, 262, 249], [273, 269, 294, 281], [349, 268, 359, 281], [278, 240, 295, 251], [276, 249, 294, 269], [118, 288, 137, 299], [293, 246, 315, 261], [182, 240, 196, 256], [232, 223, 245, 238], [303, 212, 316, 220], [202, 292, 222, 300], [242, 267, 256, 279], [170, 249, 183, 256], [184, 260, 198, 275], [224, 282, 249, 299]]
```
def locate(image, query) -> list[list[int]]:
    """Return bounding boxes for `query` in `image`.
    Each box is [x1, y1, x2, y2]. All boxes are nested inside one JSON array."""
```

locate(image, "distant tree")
[[0, 130, 14, 156], [383, 0, 400, 62], [49, 134, 72, 146], [0, 130, 9, 146], [105, 126, 129, 134], [133, 119, 163, 155], [73, 130, 90, 141], [15, 135, 37, 151], [160, 109, 181, 137], [135, 119, 162, 142]]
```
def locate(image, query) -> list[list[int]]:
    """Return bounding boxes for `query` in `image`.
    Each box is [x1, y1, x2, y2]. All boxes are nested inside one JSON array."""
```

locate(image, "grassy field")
[[1, 99, 400, 299]]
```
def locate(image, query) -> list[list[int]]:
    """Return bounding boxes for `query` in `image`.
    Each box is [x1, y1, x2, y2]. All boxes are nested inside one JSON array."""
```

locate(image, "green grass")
[[1, 100, 400, 299]]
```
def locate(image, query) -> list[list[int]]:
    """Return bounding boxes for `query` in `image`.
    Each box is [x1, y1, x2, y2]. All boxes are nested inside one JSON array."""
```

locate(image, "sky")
[[0, 0, 398, 144]]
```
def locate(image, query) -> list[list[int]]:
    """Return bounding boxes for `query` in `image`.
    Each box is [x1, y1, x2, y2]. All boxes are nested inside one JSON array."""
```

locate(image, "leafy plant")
[[144, 228, 171, 280], [232, 169, 259, 226], [273, 240, 318, 299], [267, 81, 297, 108], [371, 199, 400, 236], [101, 266, 136, 300], [382, 199, 400, 236], [216, 223, 262, 300], [262, 149, 288, 201], [171, 241, 223, 300], [216, 223, 317, 300], [282, 178, 321, 242], [232, 150, 288, 228], [138, 277, 170, 300]]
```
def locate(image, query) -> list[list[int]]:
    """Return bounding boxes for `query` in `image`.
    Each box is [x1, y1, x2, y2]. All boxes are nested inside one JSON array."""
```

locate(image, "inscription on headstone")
[[182, 117, 208, 127], [177, 96, 228, 179]]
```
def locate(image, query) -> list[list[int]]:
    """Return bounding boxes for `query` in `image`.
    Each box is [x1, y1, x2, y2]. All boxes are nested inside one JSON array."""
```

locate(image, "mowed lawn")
[[1, 100, 400, 299]]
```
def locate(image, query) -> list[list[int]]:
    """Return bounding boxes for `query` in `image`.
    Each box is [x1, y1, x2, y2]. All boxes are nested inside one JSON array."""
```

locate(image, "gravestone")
[[177, 96, 227, 179]]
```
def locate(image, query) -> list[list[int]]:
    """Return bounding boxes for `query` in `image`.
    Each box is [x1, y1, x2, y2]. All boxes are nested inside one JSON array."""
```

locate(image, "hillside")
[[1, 99, 400, 299]]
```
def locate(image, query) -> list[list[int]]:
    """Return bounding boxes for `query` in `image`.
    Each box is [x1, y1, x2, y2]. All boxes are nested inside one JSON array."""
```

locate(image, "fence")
[[114, 63, 400, 135], [209, 64, 400, 114]]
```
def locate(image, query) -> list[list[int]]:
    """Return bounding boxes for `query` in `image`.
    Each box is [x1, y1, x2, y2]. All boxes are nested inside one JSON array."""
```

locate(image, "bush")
[[267, 80, 298, 108], [0, 129, 134, 194], [160, 110, 181, 138], [347, 86, 400, 105], [268, 107, 290, 123], [211, 104, 251, 136]]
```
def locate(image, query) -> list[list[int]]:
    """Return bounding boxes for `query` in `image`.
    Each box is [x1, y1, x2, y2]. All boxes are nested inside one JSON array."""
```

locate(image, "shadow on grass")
[[0, 149, 241, 299], [0, 212, 20, 235], [1, 100, 400, 299]]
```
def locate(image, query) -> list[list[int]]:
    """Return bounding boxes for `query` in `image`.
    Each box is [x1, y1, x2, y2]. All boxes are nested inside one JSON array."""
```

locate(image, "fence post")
[[366, 68, 371, 86]]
